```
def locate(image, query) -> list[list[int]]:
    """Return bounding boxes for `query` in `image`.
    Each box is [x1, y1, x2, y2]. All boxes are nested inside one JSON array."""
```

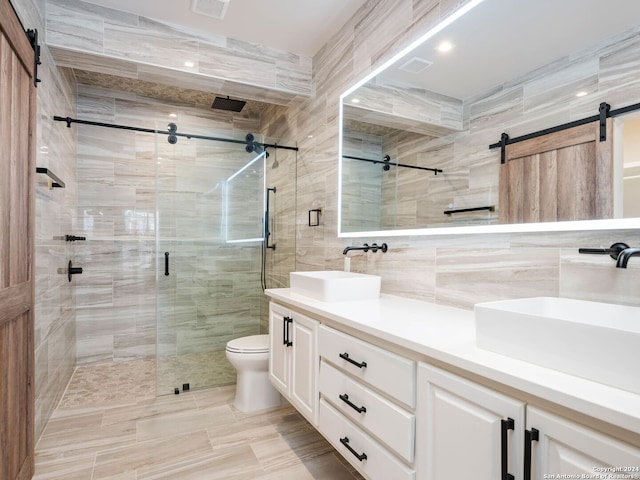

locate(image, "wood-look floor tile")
[[136, 403, 236, 441], [32, 454, 95, 480], [92, 430, 213, 478], [137, 444, 264, 480], [35, 360, 358, 479], [207, 406, 310, 449], [252, 452, 364, 480], [250, 428, 335, 472], [36, 420, 137, 459], [102, 394, 198, 427]]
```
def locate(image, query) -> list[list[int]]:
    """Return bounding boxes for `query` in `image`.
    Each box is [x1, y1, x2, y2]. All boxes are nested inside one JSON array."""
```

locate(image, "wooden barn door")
[[0, 0, 37, 478], [499, 119, 613, 224]]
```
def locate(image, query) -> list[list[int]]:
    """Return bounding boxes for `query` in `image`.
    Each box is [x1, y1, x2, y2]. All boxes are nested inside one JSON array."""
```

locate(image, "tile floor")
[[34, 359, 364, 479]]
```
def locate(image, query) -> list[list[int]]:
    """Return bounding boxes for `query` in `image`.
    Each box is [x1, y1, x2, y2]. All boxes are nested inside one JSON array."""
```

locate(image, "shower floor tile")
[[34, 358, 364, 480]]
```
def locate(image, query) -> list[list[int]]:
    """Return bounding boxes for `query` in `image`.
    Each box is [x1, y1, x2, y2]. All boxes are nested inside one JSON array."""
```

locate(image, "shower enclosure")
[[155, 129, 267, 395]]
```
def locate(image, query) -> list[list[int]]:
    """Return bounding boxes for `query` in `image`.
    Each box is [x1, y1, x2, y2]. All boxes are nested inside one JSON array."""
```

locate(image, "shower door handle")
[[164, 252, 169, 276]]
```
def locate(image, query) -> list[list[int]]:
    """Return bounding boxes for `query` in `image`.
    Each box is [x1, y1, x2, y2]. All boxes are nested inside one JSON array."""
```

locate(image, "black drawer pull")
[[339, 394, 366, 414], [164, 252, 169, 276], [340, 436, 367, 461], [524, 428, 539, 480], [501, 417, 515, 480], [339, 352, 367, 368]]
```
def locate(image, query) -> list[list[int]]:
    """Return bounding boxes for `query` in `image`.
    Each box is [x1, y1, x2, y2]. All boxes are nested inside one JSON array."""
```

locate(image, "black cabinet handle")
[[282, 316, 288, 346], [340, 436, 367, 461], [339, 394, 366, 414], [339, 352, 367, 368], [164, 252, 169, 276], [524, 428, 539, 480], [501, 418, 515, 480], [283, 316, 292, 347]]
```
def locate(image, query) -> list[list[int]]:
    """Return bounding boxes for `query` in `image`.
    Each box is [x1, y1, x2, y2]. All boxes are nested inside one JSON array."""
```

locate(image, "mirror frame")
[[337, 0, 640, 237]]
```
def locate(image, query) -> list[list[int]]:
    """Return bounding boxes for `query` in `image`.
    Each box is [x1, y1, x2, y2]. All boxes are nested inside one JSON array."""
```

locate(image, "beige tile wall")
[[13, 0, 79, 439], [45, 0, 312, 107]]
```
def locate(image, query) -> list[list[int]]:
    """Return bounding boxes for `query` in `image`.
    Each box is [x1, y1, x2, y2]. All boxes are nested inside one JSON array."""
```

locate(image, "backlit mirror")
[[338, 0, 640, 236]]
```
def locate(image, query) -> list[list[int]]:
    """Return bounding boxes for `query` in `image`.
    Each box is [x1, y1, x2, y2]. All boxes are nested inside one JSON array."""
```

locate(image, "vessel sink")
[[475, 297, 640, 394], [289, 271, 381, 302]]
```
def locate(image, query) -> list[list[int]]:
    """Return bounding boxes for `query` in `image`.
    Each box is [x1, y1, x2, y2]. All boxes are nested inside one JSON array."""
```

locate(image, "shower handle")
[[164, 252, 169, 276]]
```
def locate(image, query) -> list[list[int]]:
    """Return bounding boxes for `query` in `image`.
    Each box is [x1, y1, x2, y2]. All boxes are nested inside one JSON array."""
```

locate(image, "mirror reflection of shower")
[[224, 152, 267, 244]]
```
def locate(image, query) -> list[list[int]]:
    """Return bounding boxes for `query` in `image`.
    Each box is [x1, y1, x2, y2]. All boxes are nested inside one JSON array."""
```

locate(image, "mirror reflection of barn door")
[[499, 119, 613, 223], [0, 0, 37, 478]]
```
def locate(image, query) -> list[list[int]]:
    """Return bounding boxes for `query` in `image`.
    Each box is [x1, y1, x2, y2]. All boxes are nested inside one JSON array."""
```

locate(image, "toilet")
[[225, 334, 282, 412]]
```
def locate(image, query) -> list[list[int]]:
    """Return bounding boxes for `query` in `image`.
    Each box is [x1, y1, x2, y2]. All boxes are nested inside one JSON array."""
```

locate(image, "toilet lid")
[[226, 334, 269, 353]]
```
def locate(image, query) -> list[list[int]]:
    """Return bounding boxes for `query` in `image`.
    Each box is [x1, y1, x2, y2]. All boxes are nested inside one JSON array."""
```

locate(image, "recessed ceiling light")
[[576, 91, 588, 97], [436, 41, 454, 53], [307, 134, 314, 138], [351, 98, 360, 104], [169, 113, 177, 118], [184, 61, 195, 68]]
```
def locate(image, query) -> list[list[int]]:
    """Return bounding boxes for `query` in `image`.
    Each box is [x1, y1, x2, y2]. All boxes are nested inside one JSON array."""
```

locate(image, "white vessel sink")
[[289, 271, 381, 302], [475, 297, 640, 394]]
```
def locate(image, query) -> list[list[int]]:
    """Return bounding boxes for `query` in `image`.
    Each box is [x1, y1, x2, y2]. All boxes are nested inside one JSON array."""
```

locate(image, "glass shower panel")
[[155, 130, 266, 395]]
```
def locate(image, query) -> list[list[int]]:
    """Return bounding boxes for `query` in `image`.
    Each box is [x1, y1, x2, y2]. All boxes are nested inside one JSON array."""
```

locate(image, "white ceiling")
[[378, 0, 640, 100], [81, 0, 366, 57]]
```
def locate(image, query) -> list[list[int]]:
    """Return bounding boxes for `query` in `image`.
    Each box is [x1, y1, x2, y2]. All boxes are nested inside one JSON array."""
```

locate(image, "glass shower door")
[[155, 130, 266, 395]]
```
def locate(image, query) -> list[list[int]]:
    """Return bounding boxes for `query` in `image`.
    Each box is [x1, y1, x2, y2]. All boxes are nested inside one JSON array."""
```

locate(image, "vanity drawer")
[[319, 325, 416, 408], [319, 360, 415, 463], [319, 399, 415, 480]]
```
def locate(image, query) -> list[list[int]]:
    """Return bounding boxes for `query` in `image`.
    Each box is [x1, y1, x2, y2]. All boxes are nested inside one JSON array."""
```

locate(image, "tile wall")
[[45, 0, 311, 107], [13, 0, 78, 439]]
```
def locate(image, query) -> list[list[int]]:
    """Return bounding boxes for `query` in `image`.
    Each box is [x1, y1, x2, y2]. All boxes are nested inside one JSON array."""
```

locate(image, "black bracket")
[[499, 132, 509, 164], [308, 209, 321, 227], [36, 167, 65, 188], [599, 102, 611, 142], [26, 29, 41, 87]]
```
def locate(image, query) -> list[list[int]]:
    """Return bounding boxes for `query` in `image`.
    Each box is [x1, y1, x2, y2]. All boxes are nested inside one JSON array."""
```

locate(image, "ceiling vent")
[[397, 57, 433, 74], [191, 0, 231, 20]]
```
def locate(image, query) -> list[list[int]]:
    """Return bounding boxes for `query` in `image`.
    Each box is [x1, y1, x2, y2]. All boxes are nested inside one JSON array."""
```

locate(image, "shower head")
[[211, 96, 246, 112]]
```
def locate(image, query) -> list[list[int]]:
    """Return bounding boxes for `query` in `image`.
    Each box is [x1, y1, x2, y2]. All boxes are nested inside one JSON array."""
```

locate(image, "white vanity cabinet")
[[526, 407, 640, 479], [268, 302, 319, 425], [417, 363, 640, 480], [318, 325, 417, 480], [416, 363, 525, 480]]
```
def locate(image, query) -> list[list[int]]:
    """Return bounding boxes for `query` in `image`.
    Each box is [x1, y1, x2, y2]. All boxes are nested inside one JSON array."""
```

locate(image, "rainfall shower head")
[[211, 96, 246, 112]]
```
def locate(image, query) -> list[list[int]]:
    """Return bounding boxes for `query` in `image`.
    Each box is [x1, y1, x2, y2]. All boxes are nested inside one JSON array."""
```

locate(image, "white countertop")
[[266, 288, 640, 436]]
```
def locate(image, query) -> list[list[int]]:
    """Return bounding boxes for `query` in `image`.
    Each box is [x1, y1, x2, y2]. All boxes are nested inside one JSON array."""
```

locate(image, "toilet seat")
[[226, 334, 269, 354]]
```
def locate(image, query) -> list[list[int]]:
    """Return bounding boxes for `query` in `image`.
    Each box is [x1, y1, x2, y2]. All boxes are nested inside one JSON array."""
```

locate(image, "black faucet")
[[343, 243, 388, 255], [578, 242, 629, 260], [616, 247, 640, 268]]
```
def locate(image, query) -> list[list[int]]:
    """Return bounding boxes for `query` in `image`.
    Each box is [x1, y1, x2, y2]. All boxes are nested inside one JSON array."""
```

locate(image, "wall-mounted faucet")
[[616, 247, 640, 268], [342, 243, 388, 255], [578, 242, 640, 268], [342, 243, 388, 272], [578, 242, 629, 260]]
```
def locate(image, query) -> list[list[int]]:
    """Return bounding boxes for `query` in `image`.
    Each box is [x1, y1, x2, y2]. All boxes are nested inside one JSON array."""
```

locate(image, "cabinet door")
[[268, 302, 290, 394], [526, 407, 640, 479], [417, 364, 525, 480], [290, 311, 319, 425]]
